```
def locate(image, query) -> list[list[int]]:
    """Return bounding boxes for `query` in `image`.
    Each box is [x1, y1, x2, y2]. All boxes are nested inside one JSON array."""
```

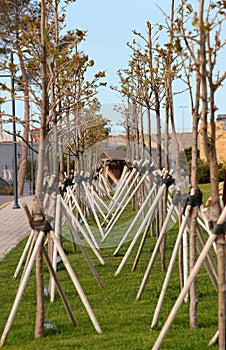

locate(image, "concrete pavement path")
[[0, 196, 33, 261]]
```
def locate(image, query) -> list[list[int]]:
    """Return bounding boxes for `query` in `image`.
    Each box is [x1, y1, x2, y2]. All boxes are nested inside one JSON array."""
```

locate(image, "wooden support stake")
[[151, 205, 226, 350], [61, 197, 105, 266], [0, 231, 45, 347], [43, 247, 77, 325], [68, 187, 99, 250], [150, 208, 191, 328], [115, 181, 167, 275], [49, 231, 103, 334], [112, 182, 157, 254], [13, 230, 34, 279], [82, 181, 105, 238], [136, 202, 176, 301], [196, 240, 217, 291], [216, 230, 226, 349], [132, 214, 151, 272], [104, 170, 148, 239], [50, 194, 62, 302]]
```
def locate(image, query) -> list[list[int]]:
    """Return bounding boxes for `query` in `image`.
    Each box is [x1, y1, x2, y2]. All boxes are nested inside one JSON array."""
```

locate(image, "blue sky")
[[1, 1, 225, 134], [65, 0, 188, 131], [65, 0, 226, 132], [66, 0, 164, 104]]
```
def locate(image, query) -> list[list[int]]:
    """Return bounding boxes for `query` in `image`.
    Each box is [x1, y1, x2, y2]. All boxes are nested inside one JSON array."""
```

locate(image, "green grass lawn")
[[198, 183, 211, 206], [0, 187, 218, 350]]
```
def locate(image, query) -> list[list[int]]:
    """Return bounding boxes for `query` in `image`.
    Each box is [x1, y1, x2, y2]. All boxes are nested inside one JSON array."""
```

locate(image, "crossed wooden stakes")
[[0, 191, 103, 347], [151, 204, 226, 350], [109, 168, 226, 349]]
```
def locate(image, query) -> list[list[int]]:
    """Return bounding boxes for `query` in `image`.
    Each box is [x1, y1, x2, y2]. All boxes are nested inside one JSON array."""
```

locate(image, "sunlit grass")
[[0, 184, 218, 350]]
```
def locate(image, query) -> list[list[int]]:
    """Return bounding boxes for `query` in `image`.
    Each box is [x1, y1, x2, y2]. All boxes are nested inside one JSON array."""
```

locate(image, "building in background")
[[0, 133, 39, 195], [199, 114, 226, 162]]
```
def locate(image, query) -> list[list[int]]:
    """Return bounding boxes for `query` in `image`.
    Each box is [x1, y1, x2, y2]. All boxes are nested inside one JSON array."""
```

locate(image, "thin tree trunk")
[[32, 0, 49, 338], [17, 51, 30, 196], [35, 232, 44, 338], [189, 205, 198, 329], [216, 232, 226, 349], [146, 107, 152, 161], [178, 202, 184, 290], [189, 103, 200, 329]]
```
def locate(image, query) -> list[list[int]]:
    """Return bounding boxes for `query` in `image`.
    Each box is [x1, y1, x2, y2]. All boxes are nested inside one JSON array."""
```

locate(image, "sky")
[[65, 0, 226, 132], [66, 0, 162, 104], [65, 0, 173, 132], [1, 1, 225, 135]]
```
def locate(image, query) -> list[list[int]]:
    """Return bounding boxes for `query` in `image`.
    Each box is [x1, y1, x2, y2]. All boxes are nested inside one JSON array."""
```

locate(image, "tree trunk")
[[155, 93, 161, 170], [140, 106, 145, 161], [146, 107, 152, 161], [134, 102, 139, 159], [216, 233, 226, 349], [35, 231, 44, 338], [178, 202, 184, 290], [18, 140, 28, 196], [32, 0, 49, 338], [17, 50, 30, 196], [189, 205, 198, 329]]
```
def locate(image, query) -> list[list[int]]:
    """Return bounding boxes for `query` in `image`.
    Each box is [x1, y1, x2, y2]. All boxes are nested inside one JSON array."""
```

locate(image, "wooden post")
[[136, 201, 176, 301], [105, 168, 135, 219], [60, 196, 105, 266], [0, 231, 45, 347], [151, 205, 226, 350], [82, 181, 105, 238], [115, 179, 169, 275], [13, 230, 34, 279], [50, 194, 61, 302], [216, 230, 226, 349], [182, 226, 188, 302], [196, 240, 217, 291], [112, 182, 157, 254], [150, 208, 191, 328], [68, 187, 100, 250], [104, 170, 149, 238], [49, 231, 103, 334], [196, 223, 218, 283], [43, 247, 77, 325], [35, 231, 45, 338], [132, 214, 151, 272]]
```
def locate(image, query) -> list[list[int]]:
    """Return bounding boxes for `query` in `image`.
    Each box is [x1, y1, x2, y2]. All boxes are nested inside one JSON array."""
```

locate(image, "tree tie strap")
[[187, 191, 203, 207], [64, 178, 73, 187], [162, 176, 175, 188], [30, 219, 53, 233], [212, 222, 226, 235]]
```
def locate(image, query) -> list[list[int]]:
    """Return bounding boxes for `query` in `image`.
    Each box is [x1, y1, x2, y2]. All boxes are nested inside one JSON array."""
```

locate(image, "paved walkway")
[[0, 196, 33, 261]]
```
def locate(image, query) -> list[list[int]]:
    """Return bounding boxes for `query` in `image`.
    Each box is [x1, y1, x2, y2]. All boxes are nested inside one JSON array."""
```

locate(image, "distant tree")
[[66, 99, 110, 173], [0, 0, 107, 341], [0, 0, 37, 195]]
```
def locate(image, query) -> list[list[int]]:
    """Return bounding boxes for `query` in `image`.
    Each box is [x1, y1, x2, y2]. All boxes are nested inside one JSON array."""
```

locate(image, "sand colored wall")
[[199, 120, 226, 162]]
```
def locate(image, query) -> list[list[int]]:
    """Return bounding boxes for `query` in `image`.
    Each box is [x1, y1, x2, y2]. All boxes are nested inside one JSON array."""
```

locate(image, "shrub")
[[182, 147, 210, 184], [197, 159, 210, 184], [183, 147, 226, 184], [218, 161, 226, 182]]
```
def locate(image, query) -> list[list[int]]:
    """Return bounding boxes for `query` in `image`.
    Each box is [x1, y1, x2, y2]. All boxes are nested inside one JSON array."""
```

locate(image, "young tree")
[[176, 0, 226, 332], [0, 0, 38, 195], [0, 0, 107, 340]]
